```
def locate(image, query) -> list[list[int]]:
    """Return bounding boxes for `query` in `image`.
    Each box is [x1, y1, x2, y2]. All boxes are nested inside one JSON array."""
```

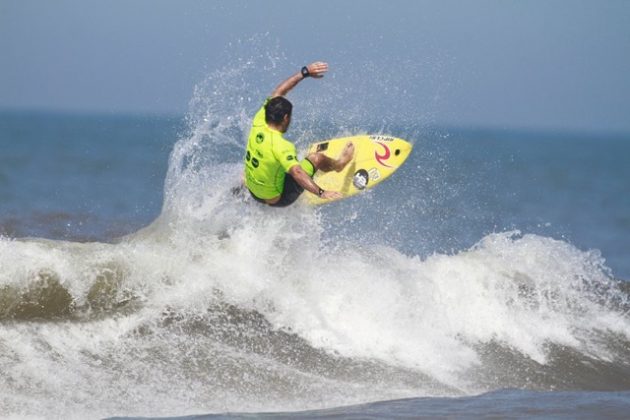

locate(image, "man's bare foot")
[[334, 142, 355, 171]]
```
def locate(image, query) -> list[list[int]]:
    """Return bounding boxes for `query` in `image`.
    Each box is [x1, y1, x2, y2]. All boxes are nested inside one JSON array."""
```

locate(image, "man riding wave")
[[244, 61, 354, 206]]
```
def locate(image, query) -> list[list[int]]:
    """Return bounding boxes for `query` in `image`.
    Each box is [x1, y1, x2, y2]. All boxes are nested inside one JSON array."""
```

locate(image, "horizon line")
[[1, 106, 629, 139]]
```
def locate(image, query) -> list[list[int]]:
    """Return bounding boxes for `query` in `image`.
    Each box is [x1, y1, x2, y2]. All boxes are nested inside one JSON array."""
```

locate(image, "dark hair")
[[265, 96, 292, 124]]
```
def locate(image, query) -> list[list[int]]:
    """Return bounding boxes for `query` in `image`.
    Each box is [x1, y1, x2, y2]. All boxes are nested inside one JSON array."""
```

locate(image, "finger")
[[310, 67, 328, 77], [309, 62, 328, 72]]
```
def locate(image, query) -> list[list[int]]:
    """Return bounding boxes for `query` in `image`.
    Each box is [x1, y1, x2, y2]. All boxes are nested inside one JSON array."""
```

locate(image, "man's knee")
[[306, 153, 320, 168], [307, 152, 334, 171]]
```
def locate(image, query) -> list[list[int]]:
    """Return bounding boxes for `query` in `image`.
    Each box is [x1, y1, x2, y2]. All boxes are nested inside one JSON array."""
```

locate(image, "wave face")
[[1, 56, 630, 419]]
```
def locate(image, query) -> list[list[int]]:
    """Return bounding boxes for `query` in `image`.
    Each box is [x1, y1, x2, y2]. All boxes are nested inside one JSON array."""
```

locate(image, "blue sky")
[[1, 0, 629, 132]]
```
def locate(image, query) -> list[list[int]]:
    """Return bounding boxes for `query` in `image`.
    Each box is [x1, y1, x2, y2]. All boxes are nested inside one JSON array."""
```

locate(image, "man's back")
[[244, 100, 299, 200]]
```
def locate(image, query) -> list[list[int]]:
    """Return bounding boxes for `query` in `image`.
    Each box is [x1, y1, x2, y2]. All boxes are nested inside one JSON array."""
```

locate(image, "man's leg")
[[307, 142, 355, 173], [268, 158, 317, 207], [268, 173, 304, 207], [267, 143, 355, 207]]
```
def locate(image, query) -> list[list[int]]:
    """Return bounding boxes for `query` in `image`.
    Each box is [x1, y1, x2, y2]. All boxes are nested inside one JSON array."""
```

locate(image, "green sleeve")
[[273, 137, 300, 173]]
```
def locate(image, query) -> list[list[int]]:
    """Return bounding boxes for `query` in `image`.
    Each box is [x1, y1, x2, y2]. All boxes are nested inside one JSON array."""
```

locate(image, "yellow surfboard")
[[304, 135, 413, 205]]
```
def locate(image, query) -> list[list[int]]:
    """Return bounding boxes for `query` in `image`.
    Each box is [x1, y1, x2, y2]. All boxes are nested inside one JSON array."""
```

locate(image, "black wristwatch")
[[301, 66, 310, 78], [317, 187, 325, 197]]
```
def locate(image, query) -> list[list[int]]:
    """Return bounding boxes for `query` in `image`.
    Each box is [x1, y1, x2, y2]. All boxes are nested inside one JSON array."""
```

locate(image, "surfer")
[[243, 61, 354, 207]]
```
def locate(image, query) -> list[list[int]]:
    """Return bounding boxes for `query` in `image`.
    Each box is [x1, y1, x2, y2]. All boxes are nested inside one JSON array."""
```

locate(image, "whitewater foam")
[[2, 195, 629, 415], [2, 52, 629, 418]]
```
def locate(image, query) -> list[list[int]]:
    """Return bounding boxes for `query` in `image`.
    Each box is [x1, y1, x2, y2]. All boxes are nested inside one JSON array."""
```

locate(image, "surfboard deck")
[[303, 135, 412, 205]]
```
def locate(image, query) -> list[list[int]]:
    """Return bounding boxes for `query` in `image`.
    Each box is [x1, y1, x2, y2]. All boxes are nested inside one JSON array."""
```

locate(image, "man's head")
[[265, 96, 292, 132]]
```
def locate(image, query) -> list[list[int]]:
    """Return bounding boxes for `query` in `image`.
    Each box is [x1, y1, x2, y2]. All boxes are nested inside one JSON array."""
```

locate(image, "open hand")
[[306, 61, 328, 78], [320, 190, 342, 200]]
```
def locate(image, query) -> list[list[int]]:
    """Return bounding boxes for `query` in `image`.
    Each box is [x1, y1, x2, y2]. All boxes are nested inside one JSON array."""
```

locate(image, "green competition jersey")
[[244, 99, 300, 199]]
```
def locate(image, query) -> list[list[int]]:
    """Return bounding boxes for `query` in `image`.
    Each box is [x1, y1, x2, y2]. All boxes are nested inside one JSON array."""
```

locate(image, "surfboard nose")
[[393, 139, 413, 158], [376, 137, 412, 169]]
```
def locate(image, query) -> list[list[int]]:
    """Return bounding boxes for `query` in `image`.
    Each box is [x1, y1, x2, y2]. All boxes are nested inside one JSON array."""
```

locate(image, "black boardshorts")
[[249, 158, 315, 207]]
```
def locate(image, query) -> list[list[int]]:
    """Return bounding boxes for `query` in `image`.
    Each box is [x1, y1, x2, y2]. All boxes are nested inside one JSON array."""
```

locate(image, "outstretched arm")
[[271, 62, 328, 98]]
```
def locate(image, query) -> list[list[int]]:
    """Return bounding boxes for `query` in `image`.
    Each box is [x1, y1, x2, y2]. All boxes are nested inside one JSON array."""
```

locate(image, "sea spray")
[[2, 51, 629, 418]]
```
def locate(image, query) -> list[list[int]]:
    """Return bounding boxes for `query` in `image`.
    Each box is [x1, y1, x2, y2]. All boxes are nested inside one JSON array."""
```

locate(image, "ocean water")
[[1, 65, 630, 419]]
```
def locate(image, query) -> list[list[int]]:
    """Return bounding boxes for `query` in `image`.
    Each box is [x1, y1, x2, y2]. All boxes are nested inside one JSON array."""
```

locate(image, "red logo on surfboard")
[[375, 142, 393, 167]]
